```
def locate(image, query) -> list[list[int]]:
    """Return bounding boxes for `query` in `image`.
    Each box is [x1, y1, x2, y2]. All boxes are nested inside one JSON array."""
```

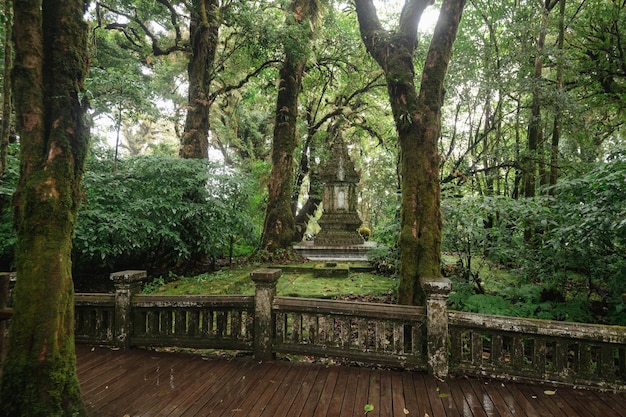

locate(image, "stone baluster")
[[250, 268, 281, 361], [421, 277, 452, 378], [110, 270, 147, 348]]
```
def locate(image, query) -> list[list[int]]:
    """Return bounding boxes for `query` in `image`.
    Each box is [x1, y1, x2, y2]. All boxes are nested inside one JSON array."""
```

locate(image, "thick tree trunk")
[[261, 56, 306, 250], [260, 0, 317, 251], [179, 0, 219, 159], [0, 0, 89, 415], [355, 0, 466, 305]]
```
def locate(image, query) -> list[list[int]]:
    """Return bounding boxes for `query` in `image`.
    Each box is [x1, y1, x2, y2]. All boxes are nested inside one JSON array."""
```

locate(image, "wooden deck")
[[77, 344, 626, 417]]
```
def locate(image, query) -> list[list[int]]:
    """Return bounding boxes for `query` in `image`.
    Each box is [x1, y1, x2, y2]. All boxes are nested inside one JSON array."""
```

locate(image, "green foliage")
[[73, 155, 258, 273], [0, 144, 18, 270], [443, 150, 626, 324]]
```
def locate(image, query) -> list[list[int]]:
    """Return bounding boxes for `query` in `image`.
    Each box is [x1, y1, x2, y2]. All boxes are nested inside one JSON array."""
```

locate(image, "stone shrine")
[[313, 135, 365, 246]]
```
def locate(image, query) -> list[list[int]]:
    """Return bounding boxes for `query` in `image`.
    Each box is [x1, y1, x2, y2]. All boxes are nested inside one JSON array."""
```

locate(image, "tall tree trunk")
[[0, 0, 89, 415], [260, 0, 319, 251], [0, 0, 12, 178], [524, 0, 558, 197], [179, 0, 219, 159], [355, 0, 466, 305], [550, 0, 566, 191]]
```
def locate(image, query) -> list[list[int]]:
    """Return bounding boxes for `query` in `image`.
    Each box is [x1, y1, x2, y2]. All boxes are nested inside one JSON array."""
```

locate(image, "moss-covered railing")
[[273, 297, 427, 369], [3, 270, 626, 391], [449, 311, 626, 391]]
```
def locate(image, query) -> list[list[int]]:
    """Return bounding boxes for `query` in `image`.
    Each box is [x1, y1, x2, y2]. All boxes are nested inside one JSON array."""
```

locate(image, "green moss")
[[148, 264, 397, 300], [0, 354, 86, 417]]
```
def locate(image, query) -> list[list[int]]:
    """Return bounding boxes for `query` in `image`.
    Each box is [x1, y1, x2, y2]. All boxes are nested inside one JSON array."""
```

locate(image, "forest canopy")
[[0, 0, 625, 323]]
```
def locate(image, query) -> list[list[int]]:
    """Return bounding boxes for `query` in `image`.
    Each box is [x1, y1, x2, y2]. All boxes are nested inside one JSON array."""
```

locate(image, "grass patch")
[[144, 263, 397, 299]]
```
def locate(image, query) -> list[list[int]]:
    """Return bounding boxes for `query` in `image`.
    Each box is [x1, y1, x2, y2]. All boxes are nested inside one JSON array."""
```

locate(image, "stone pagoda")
[[314, 135, 365, 246]]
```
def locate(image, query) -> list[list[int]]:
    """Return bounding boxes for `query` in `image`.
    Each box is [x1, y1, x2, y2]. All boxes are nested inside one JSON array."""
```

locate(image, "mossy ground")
[[143, 262, 397, 300]]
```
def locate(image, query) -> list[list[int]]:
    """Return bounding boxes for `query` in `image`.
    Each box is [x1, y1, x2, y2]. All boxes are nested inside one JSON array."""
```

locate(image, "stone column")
[[110, 270, 146, 348], [250, 268, 281, 361], [421, 276, 451, 378]]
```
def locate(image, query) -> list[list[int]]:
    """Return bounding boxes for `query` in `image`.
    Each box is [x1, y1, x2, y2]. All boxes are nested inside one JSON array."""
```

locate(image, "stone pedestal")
[[250, 268, 281, 361], [110, 270, 146, 348]]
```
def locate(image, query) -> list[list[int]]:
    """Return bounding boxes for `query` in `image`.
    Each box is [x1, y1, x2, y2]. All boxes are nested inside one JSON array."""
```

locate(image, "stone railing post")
[[421, 277, 451, 378], [110, 270, 146, 348], [250, 268, 281, 361]]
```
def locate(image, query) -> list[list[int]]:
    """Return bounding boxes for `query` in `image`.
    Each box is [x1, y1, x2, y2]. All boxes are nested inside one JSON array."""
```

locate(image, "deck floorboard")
[[77, 345, 626, 417]]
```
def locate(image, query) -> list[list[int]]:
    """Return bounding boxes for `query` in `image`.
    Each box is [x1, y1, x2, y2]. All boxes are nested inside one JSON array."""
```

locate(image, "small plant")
[[358, 227, 371, 241], [141, 277, 166, 294]]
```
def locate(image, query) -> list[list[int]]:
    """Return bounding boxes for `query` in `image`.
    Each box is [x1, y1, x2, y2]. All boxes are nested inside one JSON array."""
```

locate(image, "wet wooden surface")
[[77, 344, 626, 417]]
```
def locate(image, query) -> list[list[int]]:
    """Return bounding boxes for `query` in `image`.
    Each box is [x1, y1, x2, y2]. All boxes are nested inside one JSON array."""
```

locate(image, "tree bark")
[[549, 0, 566, 191], [260, 0, 319, 251], [0, 0, 12, 178], [179, 0, 219, 159], [0, 0, 89, 415], [355, 0, 466, 305]]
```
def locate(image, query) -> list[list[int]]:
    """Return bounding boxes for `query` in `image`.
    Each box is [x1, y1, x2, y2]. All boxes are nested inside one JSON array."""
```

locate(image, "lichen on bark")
[[0, 0, 89, 415]]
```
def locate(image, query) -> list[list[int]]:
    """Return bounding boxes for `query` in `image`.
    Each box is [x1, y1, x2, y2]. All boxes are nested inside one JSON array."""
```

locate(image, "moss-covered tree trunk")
[[179, 0, 219, 159], [355, 0, 466, 305], [0, 0, 89, 415], [260, 0, 320, 251]]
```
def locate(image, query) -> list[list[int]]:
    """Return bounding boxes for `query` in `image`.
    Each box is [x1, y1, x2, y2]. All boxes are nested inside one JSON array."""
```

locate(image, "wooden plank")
[[298, 364, 332, 416], [283, 363, 323, 417], [444, 377, 474, 417], [390, 369, 408, 417], [108, 353, 213, 417], [425, 375, 455, 417], [466, 378, 500, 417], [367, 369, 382, 417], [338, 366, 363, 417], [409, 371, 433, 417], [323, 362, 350, 415], [507, 382, 552, 417], [218, 360, 290, 417], [177, 358, 259, 417], [152, 356, 235, 416], [477, 379, 517, 417], [256, 360, 313, 417], [348, 368, 373, 416], [86, 353, 190, 415], [525, 384, 587, 417], [76, 346, 626, 417], [305, 363, 340, 416]]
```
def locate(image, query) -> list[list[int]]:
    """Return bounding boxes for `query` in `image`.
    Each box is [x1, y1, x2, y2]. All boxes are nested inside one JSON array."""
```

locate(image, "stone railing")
[[3, 269, 626, 391], [449, 311, 626, 391], [273, 297, 427, 369]]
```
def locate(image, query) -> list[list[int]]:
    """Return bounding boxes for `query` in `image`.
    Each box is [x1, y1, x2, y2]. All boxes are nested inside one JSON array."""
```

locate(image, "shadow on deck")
[[77, 345, 626, 417]]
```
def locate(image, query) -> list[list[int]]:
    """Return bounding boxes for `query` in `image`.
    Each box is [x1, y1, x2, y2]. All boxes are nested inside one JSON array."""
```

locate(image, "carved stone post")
[[421, 277, 451, 378], [110, 270, 146, 348], [250, 268, 281, 361]]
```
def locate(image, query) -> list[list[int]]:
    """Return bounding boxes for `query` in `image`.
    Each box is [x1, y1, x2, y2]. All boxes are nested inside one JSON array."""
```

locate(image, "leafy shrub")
[[73, 155, 258, 273], [442, 149, 626, 324], [0, 144, 19, 270]]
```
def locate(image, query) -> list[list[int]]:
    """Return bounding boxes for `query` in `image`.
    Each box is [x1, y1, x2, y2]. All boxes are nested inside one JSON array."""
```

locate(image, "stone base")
[[313, 262, 350, 278], [293, 241, 377, 262]]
